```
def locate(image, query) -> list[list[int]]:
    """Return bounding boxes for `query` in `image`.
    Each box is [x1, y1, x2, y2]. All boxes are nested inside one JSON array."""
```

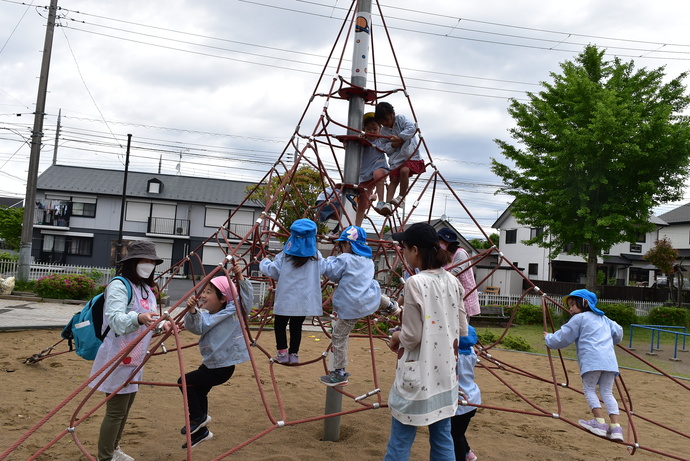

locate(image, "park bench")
[[472, 304, 510, 326]]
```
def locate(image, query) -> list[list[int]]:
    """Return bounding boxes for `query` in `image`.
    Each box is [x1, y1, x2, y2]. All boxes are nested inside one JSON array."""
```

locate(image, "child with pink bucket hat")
[[179, 262, 253, 449]]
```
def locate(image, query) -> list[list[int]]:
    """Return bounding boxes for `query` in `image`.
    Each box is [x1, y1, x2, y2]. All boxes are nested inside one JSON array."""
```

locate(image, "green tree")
[[245, 166, 327, 240], [644, 237, 682, 307], [491, 45, 690, 290], [0, 206, 23, 251]]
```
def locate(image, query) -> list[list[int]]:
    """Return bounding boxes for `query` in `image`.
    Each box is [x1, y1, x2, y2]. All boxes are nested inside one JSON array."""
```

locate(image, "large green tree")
[[492, 45, 690, 290]]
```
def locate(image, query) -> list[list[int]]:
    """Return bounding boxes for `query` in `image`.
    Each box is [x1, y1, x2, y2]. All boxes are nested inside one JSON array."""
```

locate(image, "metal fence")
[[478, 292, 662, 317]]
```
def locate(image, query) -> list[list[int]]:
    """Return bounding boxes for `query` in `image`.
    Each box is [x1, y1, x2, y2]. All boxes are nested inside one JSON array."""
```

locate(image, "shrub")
[[13, 279, 35, 292], [507, 303, 543, 325], [601, 303, 637, 326], [477, 329, 499, 345], [34, 273, 95, 300], [648, 306, 689, 327], [0, 251, 18, 261], [500, 334, 532, 352]]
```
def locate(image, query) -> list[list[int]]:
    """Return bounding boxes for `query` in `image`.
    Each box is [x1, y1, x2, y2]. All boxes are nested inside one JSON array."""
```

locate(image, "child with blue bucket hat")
[[544, 289, 625, 441], [319, 225, 381, 386], [452, 325, 481, 461], [260, 219, 325, 364]]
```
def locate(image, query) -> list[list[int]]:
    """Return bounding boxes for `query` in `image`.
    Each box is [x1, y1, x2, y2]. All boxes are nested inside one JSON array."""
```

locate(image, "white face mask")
[[136, 262, 155, 279]]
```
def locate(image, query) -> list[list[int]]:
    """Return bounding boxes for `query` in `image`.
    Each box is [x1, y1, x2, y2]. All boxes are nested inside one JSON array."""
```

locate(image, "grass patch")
[[476, 324, 690, 379]]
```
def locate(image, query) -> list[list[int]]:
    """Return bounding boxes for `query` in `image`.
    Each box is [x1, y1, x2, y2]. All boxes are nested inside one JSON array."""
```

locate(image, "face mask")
[[136, 262, 155, 279]]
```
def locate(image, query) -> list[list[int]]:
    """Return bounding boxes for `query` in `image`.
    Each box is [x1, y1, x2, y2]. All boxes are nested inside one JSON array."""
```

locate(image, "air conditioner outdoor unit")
[[175, 227, 184, 235]]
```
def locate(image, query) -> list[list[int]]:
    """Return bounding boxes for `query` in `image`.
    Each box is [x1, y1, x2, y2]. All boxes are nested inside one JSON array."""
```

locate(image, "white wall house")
[[492, 206, 667, 293]]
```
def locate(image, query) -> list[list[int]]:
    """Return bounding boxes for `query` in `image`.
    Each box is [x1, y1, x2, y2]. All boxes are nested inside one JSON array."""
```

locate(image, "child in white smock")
[[452, 325, 481, 461]]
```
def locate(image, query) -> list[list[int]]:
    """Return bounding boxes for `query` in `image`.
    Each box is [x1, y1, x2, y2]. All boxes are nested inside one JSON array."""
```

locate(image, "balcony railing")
[[148, 217, 190, 236]]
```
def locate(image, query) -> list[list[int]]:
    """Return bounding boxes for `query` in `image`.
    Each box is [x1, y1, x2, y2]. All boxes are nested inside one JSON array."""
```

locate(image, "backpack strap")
[[103, 276, 133, 338]]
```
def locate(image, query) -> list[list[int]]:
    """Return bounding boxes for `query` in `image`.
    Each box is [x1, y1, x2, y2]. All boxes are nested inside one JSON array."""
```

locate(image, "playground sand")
[[1, 328, 688, 461]]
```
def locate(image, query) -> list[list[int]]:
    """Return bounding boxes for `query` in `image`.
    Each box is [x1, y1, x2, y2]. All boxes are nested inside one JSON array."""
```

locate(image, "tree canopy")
[[245, 165, 328, 240], [491, 45, 690, 289], [0, 206, 23, 251]]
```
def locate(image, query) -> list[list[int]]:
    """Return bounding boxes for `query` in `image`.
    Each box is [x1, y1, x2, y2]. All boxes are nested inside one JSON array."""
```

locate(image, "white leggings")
[[581, 370, 619, 416]]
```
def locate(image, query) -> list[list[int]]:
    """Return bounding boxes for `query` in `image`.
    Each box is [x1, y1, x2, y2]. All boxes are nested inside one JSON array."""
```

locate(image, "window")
[[528, 263, 538, 276], [529, 227, 544, 240], [71, 202, 96, 217], [125, 201, 150, 222], [147, 178, 163, 194], [636, 233, 646, 243], [68, 237, 92, 256], [205, 207, 230, 227], [505, 229, 517, 244], [630, 243, 642, 253]]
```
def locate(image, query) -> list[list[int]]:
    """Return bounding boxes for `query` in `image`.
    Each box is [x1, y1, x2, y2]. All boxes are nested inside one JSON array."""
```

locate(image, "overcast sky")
[[2, 0, 690, 238]]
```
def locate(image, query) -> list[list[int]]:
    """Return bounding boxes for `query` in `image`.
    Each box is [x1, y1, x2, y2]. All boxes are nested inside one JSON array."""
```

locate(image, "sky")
[[2, 0, 690, 239]]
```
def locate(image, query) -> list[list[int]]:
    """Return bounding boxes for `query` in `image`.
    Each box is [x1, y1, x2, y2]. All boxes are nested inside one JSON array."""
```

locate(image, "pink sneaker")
[[465, 450, 478, 461], [578, 418, 608, 437]]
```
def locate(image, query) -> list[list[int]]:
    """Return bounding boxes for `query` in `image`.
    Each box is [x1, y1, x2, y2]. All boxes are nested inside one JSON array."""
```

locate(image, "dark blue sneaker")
[[180, 415, 211, 435], [182, 427, 213, 449], [319, 371, 350, 386]]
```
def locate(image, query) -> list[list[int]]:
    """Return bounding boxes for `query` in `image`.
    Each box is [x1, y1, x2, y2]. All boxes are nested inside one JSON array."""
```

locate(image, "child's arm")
[[233, 263, 254, 316], [322, 255, 346, 282], [395, 114, 417, 141], [259, 252, 284, 280], [608, 317, 624, 345], [544, 315, 581, 349]]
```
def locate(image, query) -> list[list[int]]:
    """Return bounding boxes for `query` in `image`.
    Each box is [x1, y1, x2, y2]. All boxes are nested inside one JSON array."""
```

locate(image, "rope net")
[[7, 1, 690, 460]]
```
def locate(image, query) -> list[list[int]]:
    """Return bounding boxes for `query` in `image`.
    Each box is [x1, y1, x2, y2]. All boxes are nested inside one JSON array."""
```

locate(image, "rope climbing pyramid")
[[4, 1, 690, 460]]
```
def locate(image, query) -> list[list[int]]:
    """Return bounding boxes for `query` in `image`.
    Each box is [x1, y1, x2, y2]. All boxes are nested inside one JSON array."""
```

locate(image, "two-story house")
[[33, 165, 264, 275], [493, 207, 666, 291]]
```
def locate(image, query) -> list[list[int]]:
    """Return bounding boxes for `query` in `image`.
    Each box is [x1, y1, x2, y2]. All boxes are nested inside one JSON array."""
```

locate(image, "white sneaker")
[[380, 203, 393, 215], [113, 447, 134, 461]]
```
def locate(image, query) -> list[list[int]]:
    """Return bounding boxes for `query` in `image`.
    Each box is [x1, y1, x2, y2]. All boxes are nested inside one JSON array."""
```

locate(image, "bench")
[[471, 304, 510, 326], [484, 286, 500, 295]]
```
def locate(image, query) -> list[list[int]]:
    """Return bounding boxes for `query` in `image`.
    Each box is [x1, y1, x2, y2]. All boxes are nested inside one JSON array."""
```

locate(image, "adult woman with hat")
[[260, 219, 325, 364], [89, 240, 164, 461], [437, 227, 480, 317]]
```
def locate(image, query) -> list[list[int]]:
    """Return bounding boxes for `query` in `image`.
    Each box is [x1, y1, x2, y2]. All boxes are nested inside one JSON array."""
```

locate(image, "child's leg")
[[386, 176, 400, 202], [330, 317, 358, 370], [428, 417, 454, 461], [581, 371, 605, 418], [287, 316, 306, 354], [374, 169, 387, 202], [451, 410, 476, 460], [274, 315, 290, 351], [355, 189, 370, 227], [179, 364, 234, 423], [598, 371, 620, 423], [383, 417, 417, 461], [397, 166, 411, 199]]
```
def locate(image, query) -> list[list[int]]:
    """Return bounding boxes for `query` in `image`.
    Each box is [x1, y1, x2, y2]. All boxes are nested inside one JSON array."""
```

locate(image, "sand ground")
[[1, 328, 688, 461]]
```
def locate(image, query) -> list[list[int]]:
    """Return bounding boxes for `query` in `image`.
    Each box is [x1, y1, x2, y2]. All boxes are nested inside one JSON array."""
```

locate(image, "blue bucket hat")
[[335, 225, 372, 258], [562, 289, 604, 316], [459, 325, 477, 355], [284, 219, 317, 257]]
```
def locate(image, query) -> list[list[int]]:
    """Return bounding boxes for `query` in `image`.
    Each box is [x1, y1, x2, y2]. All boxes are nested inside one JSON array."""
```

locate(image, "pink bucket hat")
[[210, 276, 238, 302]]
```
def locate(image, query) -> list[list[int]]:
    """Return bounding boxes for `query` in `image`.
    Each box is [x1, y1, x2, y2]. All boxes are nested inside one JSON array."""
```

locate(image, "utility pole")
[[117, 134, 133, 261], [323, 0, 372, 443], [18, 0, 59, 282], [52, 108, 61, 165]]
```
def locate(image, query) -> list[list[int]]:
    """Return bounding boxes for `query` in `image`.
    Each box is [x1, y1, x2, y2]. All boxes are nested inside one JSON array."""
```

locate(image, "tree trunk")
[[586, 245, 598, 291]]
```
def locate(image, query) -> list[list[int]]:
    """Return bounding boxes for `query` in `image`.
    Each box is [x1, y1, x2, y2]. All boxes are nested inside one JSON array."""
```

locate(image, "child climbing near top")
[[260, 218, 325, 365], [357, 113, 389, 225], [375, 101, 426, 215], [452, 325, 481, 461], [319, 225, 381, 386], [179, 261, 254, 449], [544, 289, 625, 441]]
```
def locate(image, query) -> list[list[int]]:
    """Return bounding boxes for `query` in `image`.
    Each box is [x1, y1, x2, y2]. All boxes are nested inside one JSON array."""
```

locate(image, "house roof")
[[659, 202, 690, 224], [37, 165, 258, 207], [0, 196, 24, 208]]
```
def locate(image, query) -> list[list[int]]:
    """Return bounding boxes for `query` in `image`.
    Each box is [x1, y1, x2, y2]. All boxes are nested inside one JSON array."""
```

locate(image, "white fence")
[[0, 260, 116, 284], [478, 292, 662, 317]]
